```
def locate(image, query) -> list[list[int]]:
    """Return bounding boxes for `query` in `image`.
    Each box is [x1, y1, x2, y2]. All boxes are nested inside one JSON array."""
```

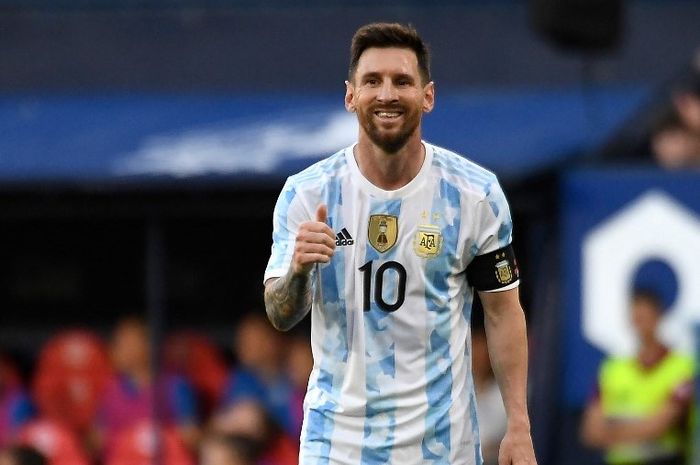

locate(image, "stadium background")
[[1, 0, 699, 464]]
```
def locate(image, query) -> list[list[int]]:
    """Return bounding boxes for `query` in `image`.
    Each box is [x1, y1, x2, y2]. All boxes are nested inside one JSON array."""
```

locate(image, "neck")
[[637, 337, 666, 364], [354, 132, 425, 190]]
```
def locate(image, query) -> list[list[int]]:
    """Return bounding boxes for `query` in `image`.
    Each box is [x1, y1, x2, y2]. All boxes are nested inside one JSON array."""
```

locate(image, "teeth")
[[377, 112, 400, 118]]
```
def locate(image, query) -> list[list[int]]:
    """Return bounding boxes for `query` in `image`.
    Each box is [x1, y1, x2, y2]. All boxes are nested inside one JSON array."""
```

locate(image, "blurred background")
[[0, 0, 699, 464]]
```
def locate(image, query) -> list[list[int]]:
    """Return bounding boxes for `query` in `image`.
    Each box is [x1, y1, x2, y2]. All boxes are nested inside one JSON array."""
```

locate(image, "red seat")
[[19, 418, 91, 465], [163, 332, 228, 416], [105, 420, 194, 465], [33, 330, 112, 433]]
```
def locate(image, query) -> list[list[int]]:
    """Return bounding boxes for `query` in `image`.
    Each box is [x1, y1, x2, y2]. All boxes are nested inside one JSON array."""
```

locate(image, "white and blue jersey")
[[265, 142, 518, 465]]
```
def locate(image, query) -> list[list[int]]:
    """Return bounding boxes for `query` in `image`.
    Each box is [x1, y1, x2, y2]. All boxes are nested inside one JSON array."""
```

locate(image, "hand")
[[498, 426, 537, 465], [291, 204, 336, 276]]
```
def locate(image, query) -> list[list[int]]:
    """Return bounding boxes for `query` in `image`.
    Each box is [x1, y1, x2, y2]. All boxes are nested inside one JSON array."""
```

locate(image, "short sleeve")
[[473, 179, 514, 256], [264, 178, 311, 283], [464, 179, 518, 292]]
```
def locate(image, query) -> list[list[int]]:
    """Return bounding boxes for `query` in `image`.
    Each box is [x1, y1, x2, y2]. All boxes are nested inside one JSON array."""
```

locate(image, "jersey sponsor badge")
[[368, 214, 398, 253], [414, 224, 443, 258]]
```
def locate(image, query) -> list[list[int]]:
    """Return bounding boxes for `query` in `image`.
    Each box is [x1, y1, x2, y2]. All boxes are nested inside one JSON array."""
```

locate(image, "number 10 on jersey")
[[358, 260, 407, 313]]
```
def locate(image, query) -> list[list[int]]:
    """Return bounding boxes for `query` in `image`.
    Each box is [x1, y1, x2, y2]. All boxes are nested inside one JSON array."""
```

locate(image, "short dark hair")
[[349, 23, 431, 84], [632, 288, 664, 311]]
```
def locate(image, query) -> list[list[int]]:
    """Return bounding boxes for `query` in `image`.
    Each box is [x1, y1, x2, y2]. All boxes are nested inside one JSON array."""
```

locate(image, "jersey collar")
[[344, 141, 434, 199]]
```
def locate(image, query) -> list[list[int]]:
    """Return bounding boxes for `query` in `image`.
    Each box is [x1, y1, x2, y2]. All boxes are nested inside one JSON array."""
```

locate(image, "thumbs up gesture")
[[291, 204, 336, 276]]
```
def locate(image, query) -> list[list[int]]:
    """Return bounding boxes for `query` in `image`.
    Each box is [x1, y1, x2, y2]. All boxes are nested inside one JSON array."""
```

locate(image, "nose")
[[377, 80, 398, 103]]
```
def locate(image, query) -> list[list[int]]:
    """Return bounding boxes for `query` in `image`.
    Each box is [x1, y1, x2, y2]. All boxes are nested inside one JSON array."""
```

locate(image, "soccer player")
[[263, 22, 537, 465]]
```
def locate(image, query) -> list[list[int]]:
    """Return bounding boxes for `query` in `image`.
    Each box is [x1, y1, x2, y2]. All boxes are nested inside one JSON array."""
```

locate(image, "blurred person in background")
[[200, 434, 257, 465], [220, 313, 298, 439], [0, 355, 33, 447], [95, 316, 200, 458], [580, 289, 694, 465], [651, 74, 700, 170], [472, 326, 507, 465], [209, 400, 297, 465], [651, 104, 700, 170], [0, 446, 46, 465]]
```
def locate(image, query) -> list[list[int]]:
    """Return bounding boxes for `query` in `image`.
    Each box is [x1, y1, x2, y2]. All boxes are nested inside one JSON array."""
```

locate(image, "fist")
[[292, 204, 336, 275]]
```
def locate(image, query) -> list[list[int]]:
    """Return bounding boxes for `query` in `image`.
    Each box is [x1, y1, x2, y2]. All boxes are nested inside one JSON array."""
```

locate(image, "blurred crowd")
[[0, 313, 311, 465], [650, 54, 700, 170], [651, 83, 700, 170]]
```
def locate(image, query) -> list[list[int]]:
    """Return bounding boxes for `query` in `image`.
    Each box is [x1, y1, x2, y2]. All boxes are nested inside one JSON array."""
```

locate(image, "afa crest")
[[368, 215, 398, 253], [494, 252, 514, 284], [414, 224, 443, 258]]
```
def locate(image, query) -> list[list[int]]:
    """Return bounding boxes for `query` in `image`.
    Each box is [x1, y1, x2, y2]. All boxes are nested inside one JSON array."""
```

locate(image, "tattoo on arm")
[[264, 271, 313, 331]]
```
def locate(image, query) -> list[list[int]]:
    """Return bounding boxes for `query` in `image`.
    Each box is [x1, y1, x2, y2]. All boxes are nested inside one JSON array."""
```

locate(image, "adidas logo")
[[335, 228, 354, 246]]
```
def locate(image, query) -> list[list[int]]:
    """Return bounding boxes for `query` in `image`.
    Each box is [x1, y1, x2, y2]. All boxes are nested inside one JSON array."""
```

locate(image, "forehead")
[[355, 47, 420, 77]]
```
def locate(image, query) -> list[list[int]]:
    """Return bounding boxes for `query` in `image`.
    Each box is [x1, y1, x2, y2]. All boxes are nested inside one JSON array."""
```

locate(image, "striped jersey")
[[264, 142, 517, 465]]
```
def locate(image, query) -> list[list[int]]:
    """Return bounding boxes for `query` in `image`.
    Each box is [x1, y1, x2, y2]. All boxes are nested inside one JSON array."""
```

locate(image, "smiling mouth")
[[374, 110, 403, 119]]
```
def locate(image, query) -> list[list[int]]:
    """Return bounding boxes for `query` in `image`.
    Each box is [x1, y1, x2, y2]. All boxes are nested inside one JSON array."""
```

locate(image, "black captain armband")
[[466, 244, 520, 292]]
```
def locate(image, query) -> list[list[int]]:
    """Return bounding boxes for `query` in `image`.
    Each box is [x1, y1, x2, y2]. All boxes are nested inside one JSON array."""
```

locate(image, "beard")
[[360, 106, 420, 154]]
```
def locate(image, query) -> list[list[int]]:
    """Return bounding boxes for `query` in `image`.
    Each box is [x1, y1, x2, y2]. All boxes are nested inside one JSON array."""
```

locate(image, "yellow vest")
[[599, 352, 694, 465]]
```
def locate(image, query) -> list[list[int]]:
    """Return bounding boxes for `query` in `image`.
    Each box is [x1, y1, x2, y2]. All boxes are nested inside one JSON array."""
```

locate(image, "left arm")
[[479, 287, 537, 465]]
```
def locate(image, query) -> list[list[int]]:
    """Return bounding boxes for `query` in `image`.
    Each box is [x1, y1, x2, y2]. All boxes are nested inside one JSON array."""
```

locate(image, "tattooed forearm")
[[264, 271, 313, 331]]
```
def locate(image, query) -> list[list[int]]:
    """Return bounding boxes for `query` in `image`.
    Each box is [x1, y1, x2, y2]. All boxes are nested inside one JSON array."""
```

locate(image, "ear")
[[422, 81, 435, 113], [344, 80, 356, 113]]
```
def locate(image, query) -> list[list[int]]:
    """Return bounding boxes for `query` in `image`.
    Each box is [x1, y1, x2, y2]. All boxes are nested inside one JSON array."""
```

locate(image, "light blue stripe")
[[422, 178, 461, 463], [266, 182, 297, 273], [469, 390, 483, 465], [431, 147, 493, 187], [304, 175, 348, 462], [292, 150, 347, 185], [487, 182, 513, 248], [361, 199, 401, 464]]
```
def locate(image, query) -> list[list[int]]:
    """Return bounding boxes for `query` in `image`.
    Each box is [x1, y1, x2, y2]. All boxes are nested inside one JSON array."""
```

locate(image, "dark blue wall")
[[0, 1, 698, 91]]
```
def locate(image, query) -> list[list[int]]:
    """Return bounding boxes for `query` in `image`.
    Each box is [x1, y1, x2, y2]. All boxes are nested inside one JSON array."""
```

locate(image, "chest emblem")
[[414, 224, 443, 258], [368, 214, 398, 253]]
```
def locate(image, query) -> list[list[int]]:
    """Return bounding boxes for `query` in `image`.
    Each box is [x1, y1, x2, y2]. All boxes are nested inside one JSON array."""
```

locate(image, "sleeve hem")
[[263, 268, 288, 284]]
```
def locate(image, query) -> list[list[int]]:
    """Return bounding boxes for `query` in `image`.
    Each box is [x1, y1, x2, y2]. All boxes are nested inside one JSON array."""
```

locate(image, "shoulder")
[[427, 143, 500, 199], [662, 351, 695, 376], [599, 356, 632, 378], [284, 148, 349, 193]]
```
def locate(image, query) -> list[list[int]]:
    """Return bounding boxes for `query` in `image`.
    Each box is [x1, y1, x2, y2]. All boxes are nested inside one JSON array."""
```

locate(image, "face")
[[630, 297, 662, 341], [200, 440, 249, 465], [346, 47, 434, 154], [652, 128, 700, 169], [111, 320, 150, 372], [234, 316, 281, 368], [0, 451, 14, 465]]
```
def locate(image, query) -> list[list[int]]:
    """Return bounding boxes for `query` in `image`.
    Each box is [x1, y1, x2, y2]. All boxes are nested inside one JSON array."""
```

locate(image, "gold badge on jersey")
[[495, 252, 514, 284], [414, 224, 443, 258], [368, 215, 398, 253]]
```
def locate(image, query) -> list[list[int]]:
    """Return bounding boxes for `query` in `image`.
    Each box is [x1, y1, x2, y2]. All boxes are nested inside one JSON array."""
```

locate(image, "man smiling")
[[263, 23, 537, 465]]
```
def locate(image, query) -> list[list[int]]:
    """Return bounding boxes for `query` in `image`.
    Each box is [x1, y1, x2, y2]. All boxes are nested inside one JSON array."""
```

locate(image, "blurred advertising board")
[[561, 169, 700, 408]]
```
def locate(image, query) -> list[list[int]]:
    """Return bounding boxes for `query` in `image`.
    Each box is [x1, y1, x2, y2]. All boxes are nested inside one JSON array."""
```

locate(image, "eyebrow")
[[359, 72, 416, 82]]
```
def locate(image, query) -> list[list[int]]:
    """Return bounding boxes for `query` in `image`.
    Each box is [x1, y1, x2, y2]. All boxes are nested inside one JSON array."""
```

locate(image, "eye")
[[366, 78, 380, 86]]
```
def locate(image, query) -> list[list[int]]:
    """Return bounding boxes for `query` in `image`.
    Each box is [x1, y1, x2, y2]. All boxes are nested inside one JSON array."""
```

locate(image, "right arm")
[[264, 204, 335, 331], [264, 272, 314, 332]]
